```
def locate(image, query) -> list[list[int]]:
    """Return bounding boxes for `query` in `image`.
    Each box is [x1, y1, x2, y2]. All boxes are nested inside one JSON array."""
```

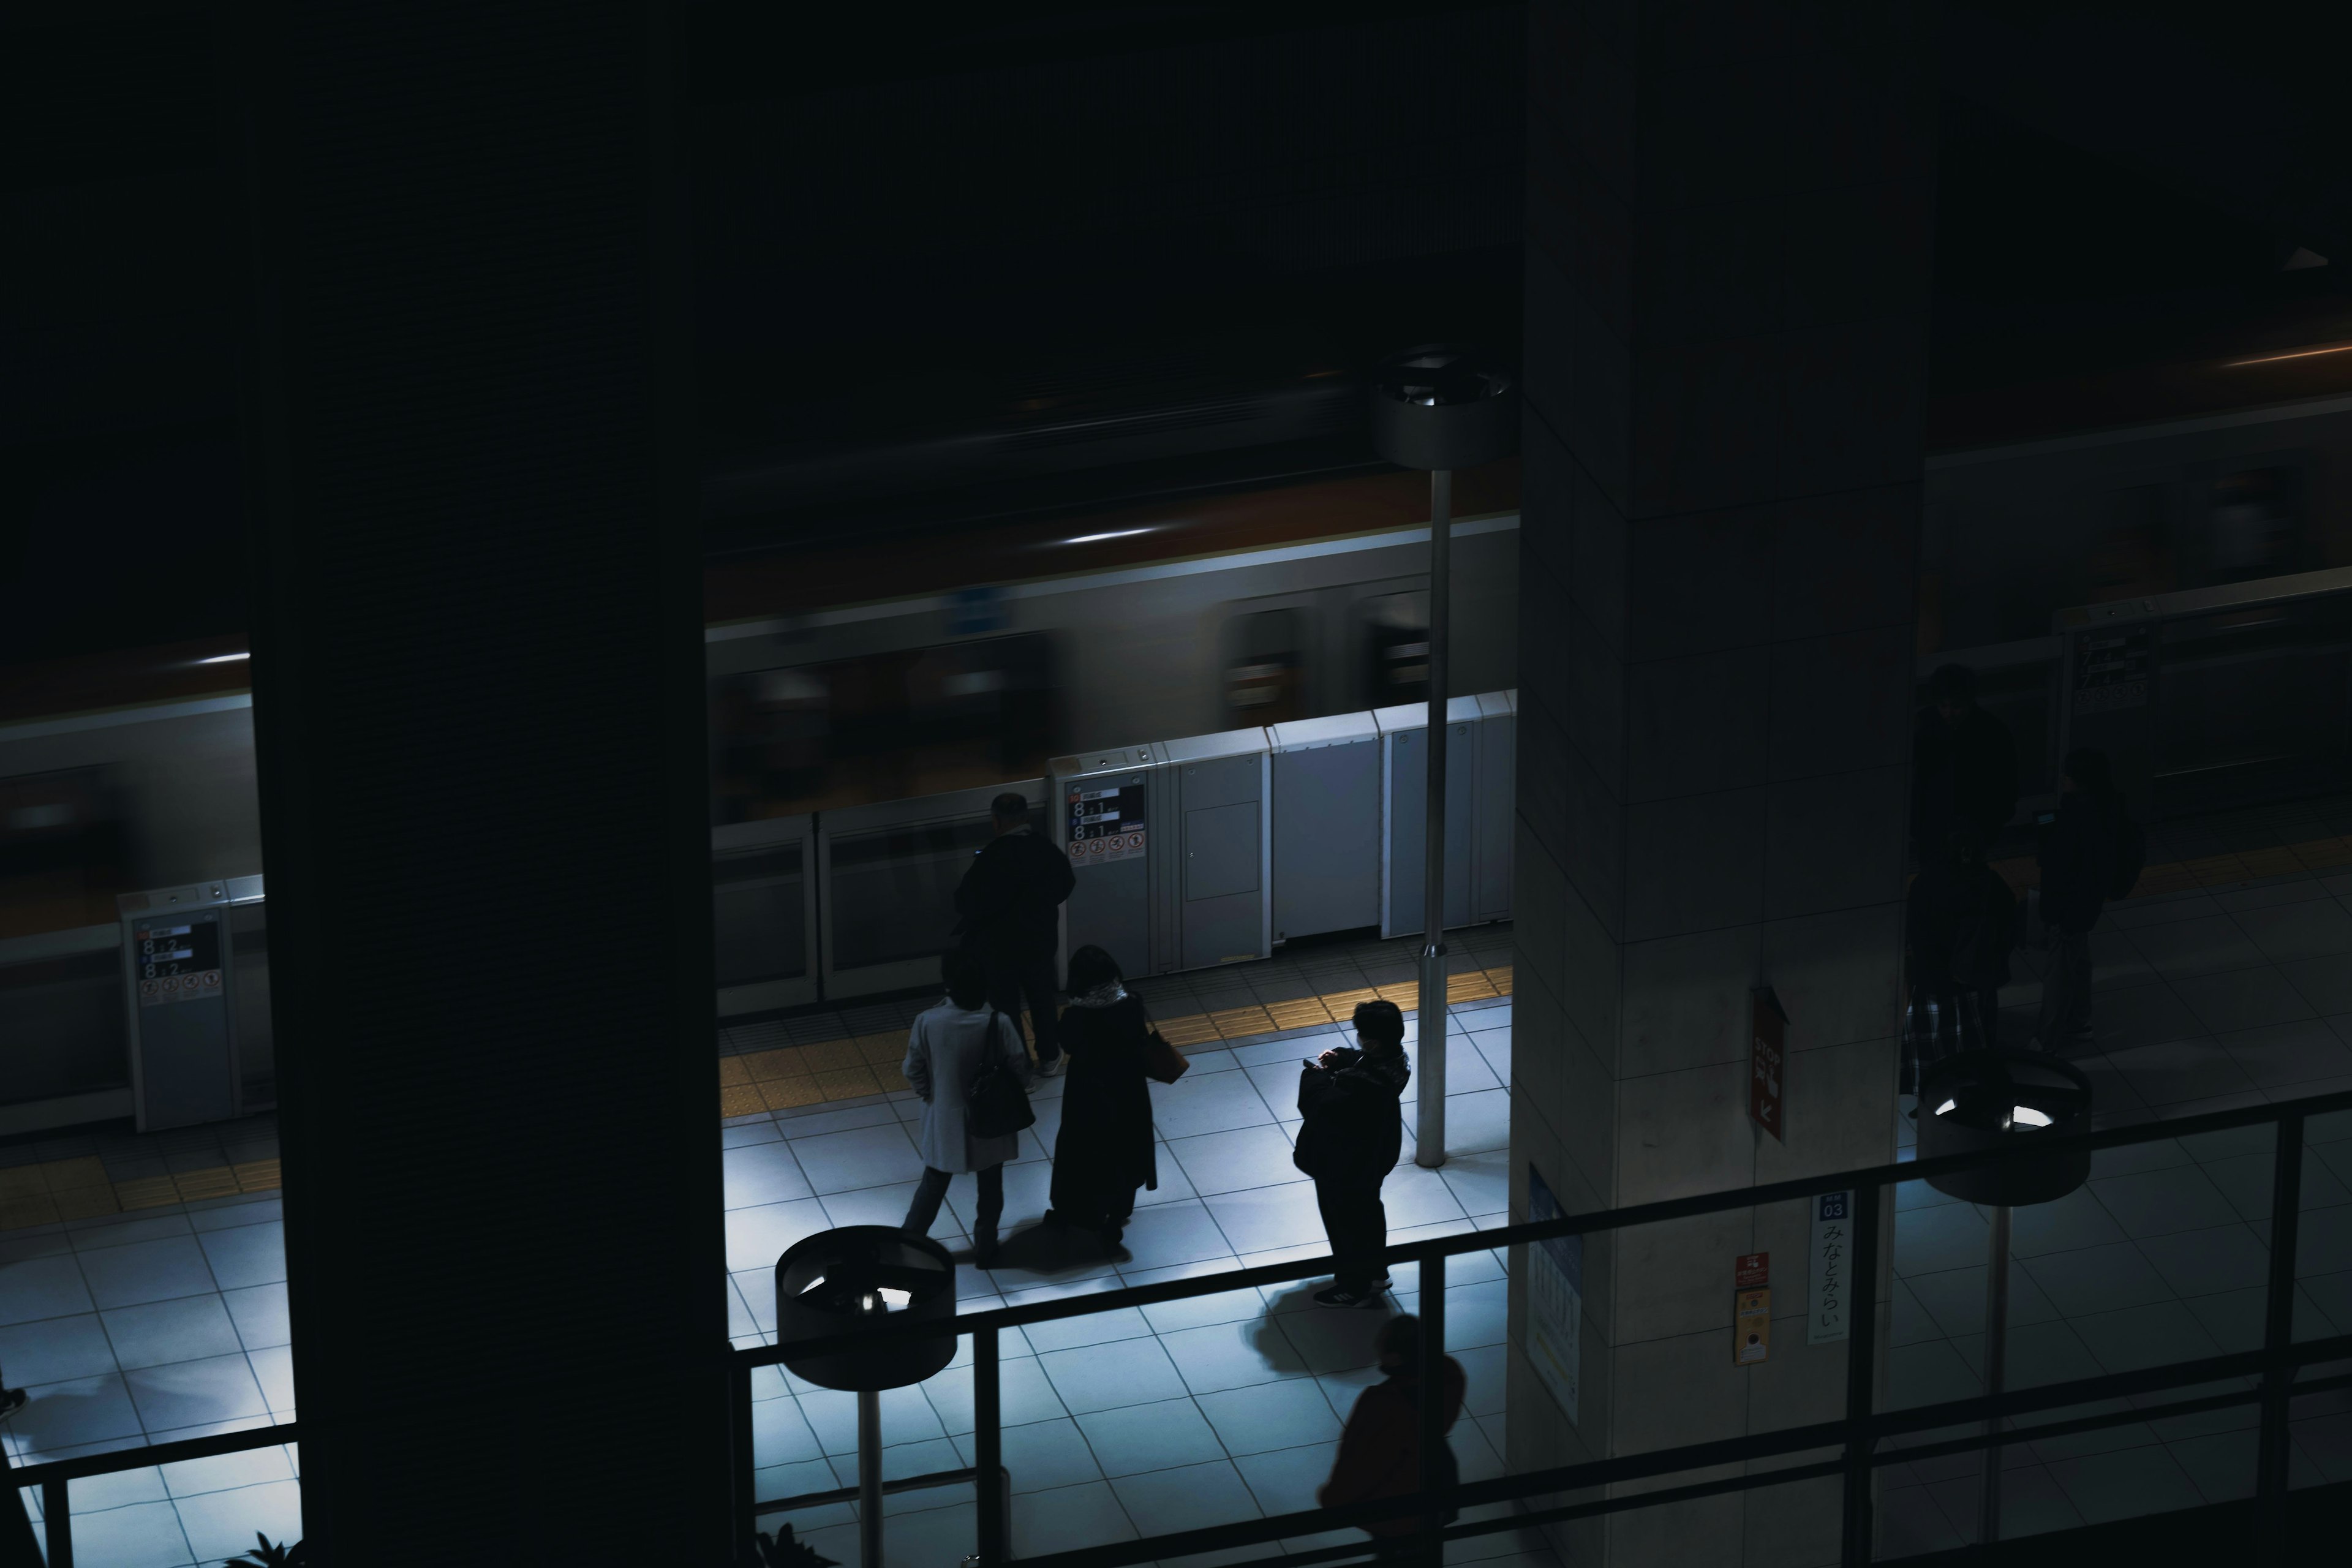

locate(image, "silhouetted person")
[[1045, 943, 1157, 1259], [2034, 748, 2119, 1055], [902, 949, 1034, 1267], [955, 792, 1076, 1075], [1905, 834, 2018, 1060], [1911, 663, 2019, 861], [1319, 1313, 1464, 1558], [1295, 1000, 1409, 1307]]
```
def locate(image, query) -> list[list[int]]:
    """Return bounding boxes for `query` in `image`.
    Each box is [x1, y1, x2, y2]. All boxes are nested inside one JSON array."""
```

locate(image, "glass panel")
[[2297, 1109, 2352, 1345], [828, 818, 995, 973], [0, 943, 125, 1104], [715, 843, 807, 986]]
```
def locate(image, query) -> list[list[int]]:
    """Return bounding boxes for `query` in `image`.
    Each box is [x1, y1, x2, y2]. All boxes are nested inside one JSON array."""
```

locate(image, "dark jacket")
[[1905, 857, 2018, 995], [1293, 1046, 1409, 1185], [2037, 792, 2115, 933], [1912, 704, 2019, 853], [1049, 994, 1158, 1220], [954, 827, 1076, 965], [1319, 1358, 1466, 1539]]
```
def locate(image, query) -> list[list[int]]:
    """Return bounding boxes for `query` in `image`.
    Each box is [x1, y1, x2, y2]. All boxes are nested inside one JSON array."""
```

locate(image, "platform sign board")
[[1749, 987, 1787, 1142], [134, 918, 223, 1006], [1526, 1164, 1582, 1426], [1067, 783, 1148, 865], [1808, 1190, 1853, 1346]]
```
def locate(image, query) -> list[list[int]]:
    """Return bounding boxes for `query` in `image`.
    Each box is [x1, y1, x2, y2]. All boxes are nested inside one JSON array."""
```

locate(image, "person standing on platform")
[[902, 949, 1035, 1268], [2033, 748, 2120, 1056], [1905, 833, 2019, 1061], [955, 792, 1077, 1076], [1044, 943, 1158, 1259], [1319, 1313, 1464, 1557], [1295, 1000, 1411, 1308], [1911, 663, 2019, 862]]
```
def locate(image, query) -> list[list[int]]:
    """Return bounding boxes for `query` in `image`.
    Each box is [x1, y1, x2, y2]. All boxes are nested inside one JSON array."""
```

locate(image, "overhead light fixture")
[[1061, 527, 1152, 545], [877, 1287, 912, 1310], [195, 652, 251, 665], [1933, 1098, 1958, 1117], [2011, 1106, 2053, 1128]]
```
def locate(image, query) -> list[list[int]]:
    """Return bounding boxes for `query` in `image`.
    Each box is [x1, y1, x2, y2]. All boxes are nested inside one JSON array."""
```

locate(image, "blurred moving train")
[[5, 388, 2352, 1125], [7, 388, 2352, 922]]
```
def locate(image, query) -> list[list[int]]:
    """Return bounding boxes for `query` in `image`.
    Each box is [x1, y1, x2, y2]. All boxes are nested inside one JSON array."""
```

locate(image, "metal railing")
[[7, 1087, 2338, 1566], [1, 1420, 303, 1568], [738, 1085, 2352, 1566]]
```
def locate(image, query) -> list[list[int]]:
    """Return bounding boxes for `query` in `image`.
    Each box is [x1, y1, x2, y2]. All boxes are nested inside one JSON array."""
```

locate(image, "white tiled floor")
[[730, 997, 1553, 1566], [0, 1188, 296, 1564]]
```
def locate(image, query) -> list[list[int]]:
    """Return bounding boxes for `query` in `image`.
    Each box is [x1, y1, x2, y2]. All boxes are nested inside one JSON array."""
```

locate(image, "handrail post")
[[1977, 1203, 2012, 1545], [1418, 1250, 1449, 1566], [1839, 1182, 1883, 1568], [2256, 1111, 2305, 1554], [976, 1326, 1006, 1566], [42, 1478, 70, 1568], [729, 1356, 755, 1558]]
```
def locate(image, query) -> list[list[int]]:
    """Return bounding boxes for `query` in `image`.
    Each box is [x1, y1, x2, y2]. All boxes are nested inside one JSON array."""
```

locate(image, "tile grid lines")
[[1883, 818, 2352, 1548], [727, 1001, 1526, 1566]]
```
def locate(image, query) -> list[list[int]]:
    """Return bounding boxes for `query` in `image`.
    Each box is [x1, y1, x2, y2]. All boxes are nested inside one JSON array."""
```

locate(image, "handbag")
[[965, 1008, 1036, 1139], [1144, 1030, 1189, 1085], [1137, 1004, 1189, 1085]]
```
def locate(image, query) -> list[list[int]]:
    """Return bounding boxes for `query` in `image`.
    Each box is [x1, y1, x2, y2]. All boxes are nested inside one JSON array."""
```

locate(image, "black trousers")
[[904, 1163, 1005, 1240], [2036, 927, 2094, 1052], [1314, 1175, 1389, 1292], [988, 953, 1063, 1064]]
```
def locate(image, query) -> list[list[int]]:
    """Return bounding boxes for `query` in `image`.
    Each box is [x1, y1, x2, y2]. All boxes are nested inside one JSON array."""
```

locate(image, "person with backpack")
[[2033, 748, 2135, 1055], [902, 948, 1035, 1267], [1295, 1000, 1411, 1307], [1905, 832, 2019, 1061], [1318, 1313, 1465, 1558]]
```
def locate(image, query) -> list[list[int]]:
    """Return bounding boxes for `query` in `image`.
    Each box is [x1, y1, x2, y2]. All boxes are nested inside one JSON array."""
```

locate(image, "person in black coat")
[[1295, 1000, 1410, 1308], [1905, 834, 2018, 1057], [2034, 748, 2117, 1055], [1044, 944, 1158, 1259], [1911, 664, 2020, 862], [955, 792, 1078, 1073]]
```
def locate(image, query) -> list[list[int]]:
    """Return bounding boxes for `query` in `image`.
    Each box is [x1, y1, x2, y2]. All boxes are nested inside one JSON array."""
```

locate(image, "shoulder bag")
[[965, 1008, 1037, 1139], [1136, 1001, 1190, 1085]]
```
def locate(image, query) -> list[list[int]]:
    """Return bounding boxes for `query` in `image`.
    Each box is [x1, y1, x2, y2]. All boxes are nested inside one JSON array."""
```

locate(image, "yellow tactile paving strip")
[[0, 1155, 281, 1233], [1988, 835, 2352, 902], [723, 965, 1517, 1114]]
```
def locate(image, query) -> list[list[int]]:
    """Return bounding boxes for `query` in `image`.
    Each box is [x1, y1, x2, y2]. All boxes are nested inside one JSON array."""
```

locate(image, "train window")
[[709, 633, 1058, 822], [1362, 591, 1430, 707], [2206, 466, 2304, 582], [1226, 608, 1308, 726]]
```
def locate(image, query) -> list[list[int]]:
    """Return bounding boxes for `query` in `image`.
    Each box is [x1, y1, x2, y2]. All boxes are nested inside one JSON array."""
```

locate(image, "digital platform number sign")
[[1067, 782, 1148, 867], [135, 916, 224, 1008]]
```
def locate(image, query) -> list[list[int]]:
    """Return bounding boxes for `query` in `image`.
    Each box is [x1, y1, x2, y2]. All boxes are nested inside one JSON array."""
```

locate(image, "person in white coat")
[[902, 948, 1035, 1266]]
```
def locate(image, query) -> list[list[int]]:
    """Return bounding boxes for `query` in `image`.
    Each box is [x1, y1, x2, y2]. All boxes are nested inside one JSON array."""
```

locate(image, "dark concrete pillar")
[[238, 5, 726, 1559], [1507, 4, 1937, 1562]]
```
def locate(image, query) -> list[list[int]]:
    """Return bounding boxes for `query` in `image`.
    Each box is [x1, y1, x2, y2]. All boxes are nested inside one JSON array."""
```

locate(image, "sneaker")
[[1313, 1283, 1388, 1309], [1036, 1054, 1069, 1077], [0, 1388, 25, 1420]]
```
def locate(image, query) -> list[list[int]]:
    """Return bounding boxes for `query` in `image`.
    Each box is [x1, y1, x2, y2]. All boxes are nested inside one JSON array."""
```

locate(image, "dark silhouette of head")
[[1352, 998, 1406, 1049], [941, 948, 990, 1009], [991, 793, 1030, 832], [1066, 944, 1122, 995]]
